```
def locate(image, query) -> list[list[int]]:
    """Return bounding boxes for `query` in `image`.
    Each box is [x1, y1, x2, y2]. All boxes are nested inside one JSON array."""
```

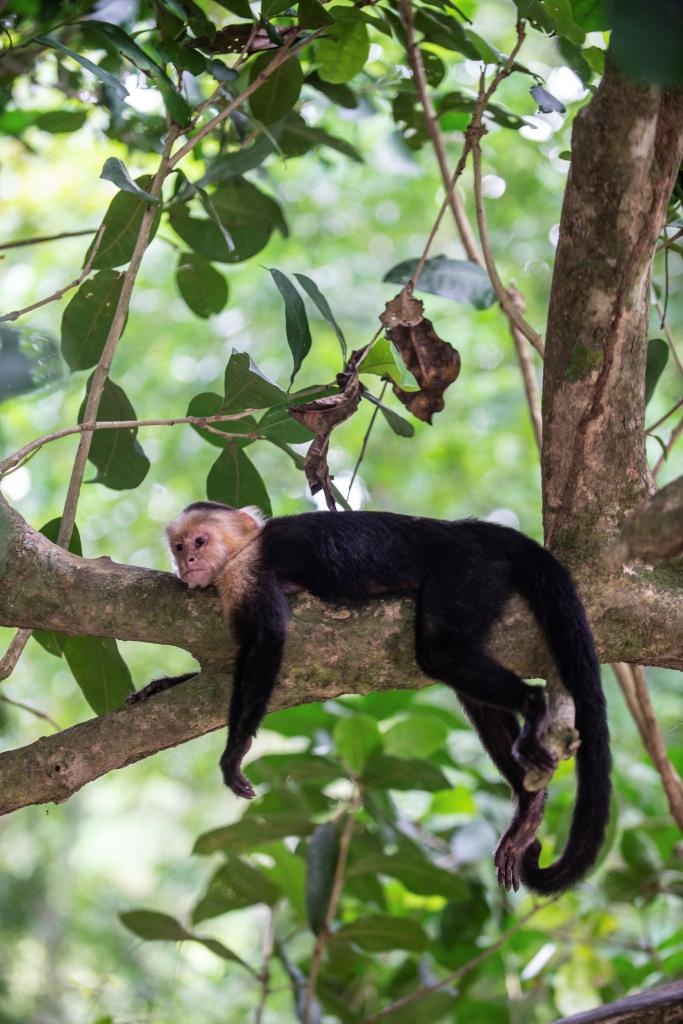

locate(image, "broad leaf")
[[187, 392, 256, 448], [384, 256, 495, 309], [316, 21, 369, 84], [35, 36, 128, 98], [120, 911, 252, 970], [281, 115, 363, 163], [100, 158, 159, 202], [63, 635, 133, 713], [223, 350, 287, 410], [176, 253, 228, 318], [362, 392, 415, 437], [293, 273, 347, 359], [258, 402, 316, 444], [268, 268, 312, 384], [78, 377, 150, 490], [35, 110, 87, 133], [249, 54, 303, 125], [33, 519, 83, 657], [194, 814, 315, 855], [644, 338, 669, 406], [207, 445, 272, 515], [192, 856, 281, 922], [383, 715, 449, 758], [87, 177, 161, 270], [362, 754, 450, 792], [61, 270, 125, 371], [359, 338, 419, 391], [332, 914, 427, 952], [334, 715, 381, 773], [306, 822, 340, 935]]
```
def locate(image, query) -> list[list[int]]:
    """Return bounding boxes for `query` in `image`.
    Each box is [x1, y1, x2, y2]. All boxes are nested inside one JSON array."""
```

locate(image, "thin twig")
[[646, 396, 683, 434], [0, 629, 33, 683], [0, 228, 97, 252], [254, 907, 276, 1024], [612, 664, 683, 830], [507, 290, 542, 449], [304, 790, 361, 1024], [348, 382, 387, 499], [652, 415, 683, 479], [656, 226, 683, 253], [363, 898, 558, 1022], [654, 299, 683, 376], [0, 410, 259, 478], [0, 693, 61, 731], [0, 224, 105, 323]]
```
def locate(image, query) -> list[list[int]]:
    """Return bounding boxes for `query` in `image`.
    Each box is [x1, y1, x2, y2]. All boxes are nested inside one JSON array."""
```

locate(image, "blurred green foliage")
[[0, 0, 681, 1021]]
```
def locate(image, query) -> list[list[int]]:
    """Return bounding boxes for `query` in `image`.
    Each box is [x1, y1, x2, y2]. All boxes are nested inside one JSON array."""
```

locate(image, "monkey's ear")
[[239, 506, 266, 528]]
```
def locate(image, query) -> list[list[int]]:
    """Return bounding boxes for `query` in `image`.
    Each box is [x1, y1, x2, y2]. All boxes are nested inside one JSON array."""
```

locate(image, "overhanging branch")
[[605, 476, 683, 568]]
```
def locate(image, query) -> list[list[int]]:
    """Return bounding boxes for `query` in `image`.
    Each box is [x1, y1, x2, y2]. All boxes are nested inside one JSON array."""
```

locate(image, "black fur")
[[135, 511, 611, 895]]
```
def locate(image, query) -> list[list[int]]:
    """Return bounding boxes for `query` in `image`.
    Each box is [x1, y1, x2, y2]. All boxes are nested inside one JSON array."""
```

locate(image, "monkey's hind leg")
[[127, 672, 197, 705]]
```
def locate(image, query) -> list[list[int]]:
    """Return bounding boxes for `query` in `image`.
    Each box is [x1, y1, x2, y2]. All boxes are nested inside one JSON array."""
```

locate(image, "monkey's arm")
[[127, 672, 197, 704], [219, 574, 289, 799]]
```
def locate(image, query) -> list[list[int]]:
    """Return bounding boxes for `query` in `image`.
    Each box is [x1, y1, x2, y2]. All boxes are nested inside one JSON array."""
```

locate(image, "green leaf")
[[350, 852, 470, 900], [305, 71, 358, 109], [187, 392, 256, 448], [362, 754, 450, 792], [316, 21, 369, 84], [194, 813, 315, 854], [247, 752, 343, 786], [333, 914, 427, 952], [78, 377, 150, 490], [61, 270, 125, 371], [35, 110, 87, 133], [280, 114, 363, 164], [192, 856, 281, 922], [154, 39, 207, 76], [119, 911, 252, 970], [212, 177, 287, 238], [35, 36, 128, 99], [644, 338, 669, 406], [176, 253, 228, 318], [268, 268, 312, 384], [33, 519, 83, 657], [620, 830, 661, 875], [570, 0, 611, 30], [299, 0, 334, 28], [88, 21, 192, 125], [306, 822, 340, 935], [359, 338, 419, 391], [223, 349, 287, 410], [257, 402, 316, 444], [100, 158, 158, 202], [293, 273, 347, 359], [362, 392, 414, 437], [249, 54, 303, 125], [383, 715, 448, 758], [198, 134, 277, 187], [334, 715, 381, 773], [87, 176, 161, 270], [63, 635, 133, 714], [207, 445, 272, 514], [384, 256, 495, 309]]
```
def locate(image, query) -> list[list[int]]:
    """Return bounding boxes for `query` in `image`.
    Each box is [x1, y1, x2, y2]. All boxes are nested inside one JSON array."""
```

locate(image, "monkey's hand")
[[494, 790, 546, 892], [127, 672, 197, 705], [220, 740, 256, 800]]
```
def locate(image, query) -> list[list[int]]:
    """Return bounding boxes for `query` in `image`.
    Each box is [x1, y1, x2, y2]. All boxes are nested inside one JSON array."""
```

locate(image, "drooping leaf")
[[198, 134, 277, 187], [305, 71, 358, 108], [293, 273, 347, 359], [362, 391, 415, 438], [383, 715, 449, 758], [350, 852, 470, 900], [87, 176, 161, 270], [268, 268, 312, 384], [316, 21, 369, 84], [35, 110, 87, 133], [61, 270, 125, 371], [207, 444, 272, 515], [299, 0, 334, 28], [120, 911, 253, 969], [192, 856, 281, 923], [384, 256, 495, 309], [362, 754, 450, 792], [78, 377, 150, 489], [332, 914, 427, 952], [63, 635, 133, 714], [35, 36, 128, 98], [223, 350, 287, 410], [249, 54, 303, 125], [644, 338, 669, 406], [33, 519, 83, 657], [334, 715, 381, 773], [306, 822, 340, 935], [280, 114, 363, 163], [100, 158, 159, 202], [194, 814, 315, 855], [176, 253, 228, 318], [88, 20, 192, 124]]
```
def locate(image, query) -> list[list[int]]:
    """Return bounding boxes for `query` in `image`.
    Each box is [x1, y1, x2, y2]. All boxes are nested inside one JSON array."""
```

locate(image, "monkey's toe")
[[126, 690, 145, 705], [494, 842, 522, 892], [512, 738, 556, 775]]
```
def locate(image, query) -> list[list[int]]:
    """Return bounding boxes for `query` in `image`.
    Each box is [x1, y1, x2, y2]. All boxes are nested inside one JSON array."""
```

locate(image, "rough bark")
[[0, 494, 681, 814], [550, 980, 683, 1024], [605, 476, 683, 568], [542, 59, 683, 557]]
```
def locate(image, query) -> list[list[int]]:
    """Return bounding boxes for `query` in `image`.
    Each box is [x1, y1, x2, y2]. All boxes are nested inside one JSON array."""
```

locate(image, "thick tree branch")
[[542, 57, 683, 555], [550, 980, 683, 1024], [604, 476, 683, 568], [0, 495, 681, 815]]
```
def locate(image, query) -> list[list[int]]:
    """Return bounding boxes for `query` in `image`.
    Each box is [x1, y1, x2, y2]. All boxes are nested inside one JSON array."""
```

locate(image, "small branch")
[[652, 415, 683, 479], [508, 289, 543, 449], [348, 382, 387, 499], [612, 664, 683, 831], [0, 410, 259, 479], [363, 898, 557, 1022], [304, 791, 361, 1024], [646, 396, 683, 433], [0, 229, 97, 252], [254, 907, 276, 1024], [656, 226, 683, 253], [0, 224, 105, 323], [0, 692, 61, 731], [0, 629, 32, 682], [654, 299, 683, 376]]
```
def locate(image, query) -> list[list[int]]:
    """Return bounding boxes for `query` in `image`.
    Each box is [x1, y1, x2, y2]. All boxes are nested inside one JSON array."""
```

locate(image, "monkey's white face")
[[169, 526, 229, 589]]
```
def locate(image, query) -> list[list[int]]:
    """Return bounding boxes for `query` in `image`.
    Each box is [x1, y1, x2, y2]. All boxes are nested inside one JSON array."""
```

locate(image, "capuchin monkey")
[[128, 502, 611, 895]]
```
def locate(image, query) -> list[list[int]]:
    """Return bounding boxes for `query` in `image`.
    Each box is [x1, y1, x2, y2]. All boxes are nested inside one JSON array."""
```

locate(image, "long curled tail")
[[513, 542, 611, 894]]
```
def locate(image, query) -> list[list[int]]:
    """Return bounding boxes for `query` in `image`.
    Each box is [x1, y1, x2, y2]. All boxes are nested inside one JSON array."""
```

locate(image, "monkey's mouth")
[[182, 567, 212, 587]]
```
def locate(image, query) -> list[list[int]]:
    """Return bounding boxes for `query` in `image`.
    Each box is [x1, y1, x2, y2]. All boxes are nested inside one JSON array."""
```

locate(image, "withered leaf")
[[288, 349, 364, 510], [381, 285, 460, 423]]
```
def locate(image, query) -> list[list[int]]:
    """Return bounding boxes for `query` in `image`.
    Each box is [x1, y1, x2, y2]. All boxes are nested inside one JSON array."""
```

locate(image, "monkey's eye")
[[174, 543, 183, 553], [195, 535, 207, 548]]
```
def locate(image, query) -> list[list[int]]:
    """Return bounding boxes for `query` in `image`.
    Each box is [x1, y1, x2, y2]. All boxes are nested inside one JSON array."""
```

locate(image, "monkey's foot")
[[127, 672, 196, 705], [494, 791, 546, 891], [220, 745, 255, 799], [512, 733, 557, 775]]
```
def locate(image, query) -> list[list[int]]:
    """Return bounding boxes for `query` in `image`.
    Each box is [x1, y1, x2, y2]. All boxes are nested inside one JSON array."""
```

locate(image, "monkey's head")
[[166, 501, 265, 589]]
